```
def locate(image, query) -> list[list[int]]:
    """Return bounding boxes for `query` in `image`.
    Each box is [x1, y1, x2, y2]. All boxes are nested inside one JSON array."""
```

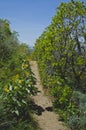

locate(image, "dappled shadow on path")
[[45, 106, 53, 112], [29, 101, 53, 116], [29, 100, 45, 116]]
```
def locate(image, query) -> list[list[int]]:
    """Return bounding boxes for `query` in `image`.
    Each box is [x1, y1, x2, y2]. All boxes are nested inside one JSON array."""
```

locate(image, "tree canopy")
[[34, 0, 86, 92]]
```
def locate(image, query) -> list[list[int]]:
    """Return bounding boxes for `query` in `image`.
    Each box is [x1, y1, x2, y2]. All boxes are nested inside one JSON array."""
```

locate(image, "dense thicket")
[[34, 1, 86, 129], [0, 19, 38, 130]]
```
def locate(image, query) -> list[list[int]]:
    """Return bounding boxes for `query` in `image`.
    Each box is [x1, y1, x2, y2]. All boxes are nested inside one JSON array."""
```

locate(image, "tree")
[[0, 19, 19, 62], [34, 0, 86, 92]]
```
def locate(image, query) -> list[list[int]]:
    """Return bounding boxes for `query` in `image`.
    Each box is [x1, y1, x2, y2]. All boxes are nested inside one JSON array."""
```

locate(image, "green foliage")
[[0, 19, 39, 130], [51, 85, 73, 109], [33, 0, 86, 130], [9, 120, 38, 130], [3, 57, 37, 117], [67, 91, 86, 130], [0, 56, 38, 129], [34, 0, 86, 91]]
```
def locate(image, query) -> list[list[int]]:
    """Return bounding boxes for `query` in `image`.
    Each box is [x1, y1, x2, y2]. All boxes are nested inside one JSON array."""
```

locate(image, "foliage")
[[3, 57, 37, 117], [9, 120, 38, 130], [33, 0, 86, 130], [0, 19, 38, 130], [0, 57, 38, 129], [67, 91, 86, 130], [34, 0, 86, 91], [51, 84, 73, 109]]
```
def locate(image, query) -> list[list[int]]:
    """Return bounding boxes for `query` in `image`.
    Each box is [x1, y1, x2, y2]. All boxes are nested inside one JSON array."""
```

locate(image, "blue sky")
[[0, 0, 86, 46]]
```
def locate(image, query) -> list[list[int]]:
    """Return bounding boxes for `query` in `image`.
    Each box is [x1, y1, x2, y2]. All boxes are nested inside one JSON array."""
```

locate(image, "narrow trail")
[[30, 61, 69, 130]]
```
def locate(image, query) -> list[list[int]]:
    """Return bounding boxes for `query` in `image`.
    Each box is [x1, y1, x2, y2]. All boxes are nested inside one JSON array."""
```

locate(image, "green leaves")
[[51, 84, 72, 109], [34, 1, 86, 129], [3, 57, 37, 117], [0, 19, 38, 130], [34, 0, 86, 91], [67, 91, 86, 130]]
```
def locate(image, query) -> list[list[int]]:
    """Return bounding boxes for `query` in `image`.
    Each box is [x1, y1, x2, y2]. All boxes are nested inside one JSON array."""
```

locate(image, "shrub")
[[51, 82, 73, 110], [67, 91, 86, 130], [0, 57, 38, 130]]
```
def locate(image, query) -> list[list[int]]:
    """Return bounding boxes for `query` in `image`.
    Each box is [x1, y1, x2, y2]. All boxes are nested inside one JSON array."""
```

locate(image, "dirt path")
[[30, 61, 69, 130]]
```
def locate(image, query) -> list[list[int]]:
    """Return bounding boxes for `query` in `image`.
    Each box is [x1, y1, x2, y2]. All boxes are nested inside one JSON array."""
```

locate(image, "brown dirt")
[[30, 61, 69, 130]]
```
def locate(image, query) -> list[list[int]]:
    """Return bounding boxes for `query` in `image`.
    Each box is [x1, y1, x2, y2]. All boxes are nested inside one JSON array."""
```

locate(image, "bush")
[[51, 79, 73, 109], [2, 57, 37, 117], [0, 57, 38, 130], [67, 91, 86, 130]]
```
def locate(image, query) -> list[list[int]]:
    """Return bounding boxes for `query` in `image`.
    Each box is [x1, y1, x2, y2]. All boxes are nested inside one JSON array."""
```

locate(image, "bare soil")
[[30, 61, 69, 130]]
